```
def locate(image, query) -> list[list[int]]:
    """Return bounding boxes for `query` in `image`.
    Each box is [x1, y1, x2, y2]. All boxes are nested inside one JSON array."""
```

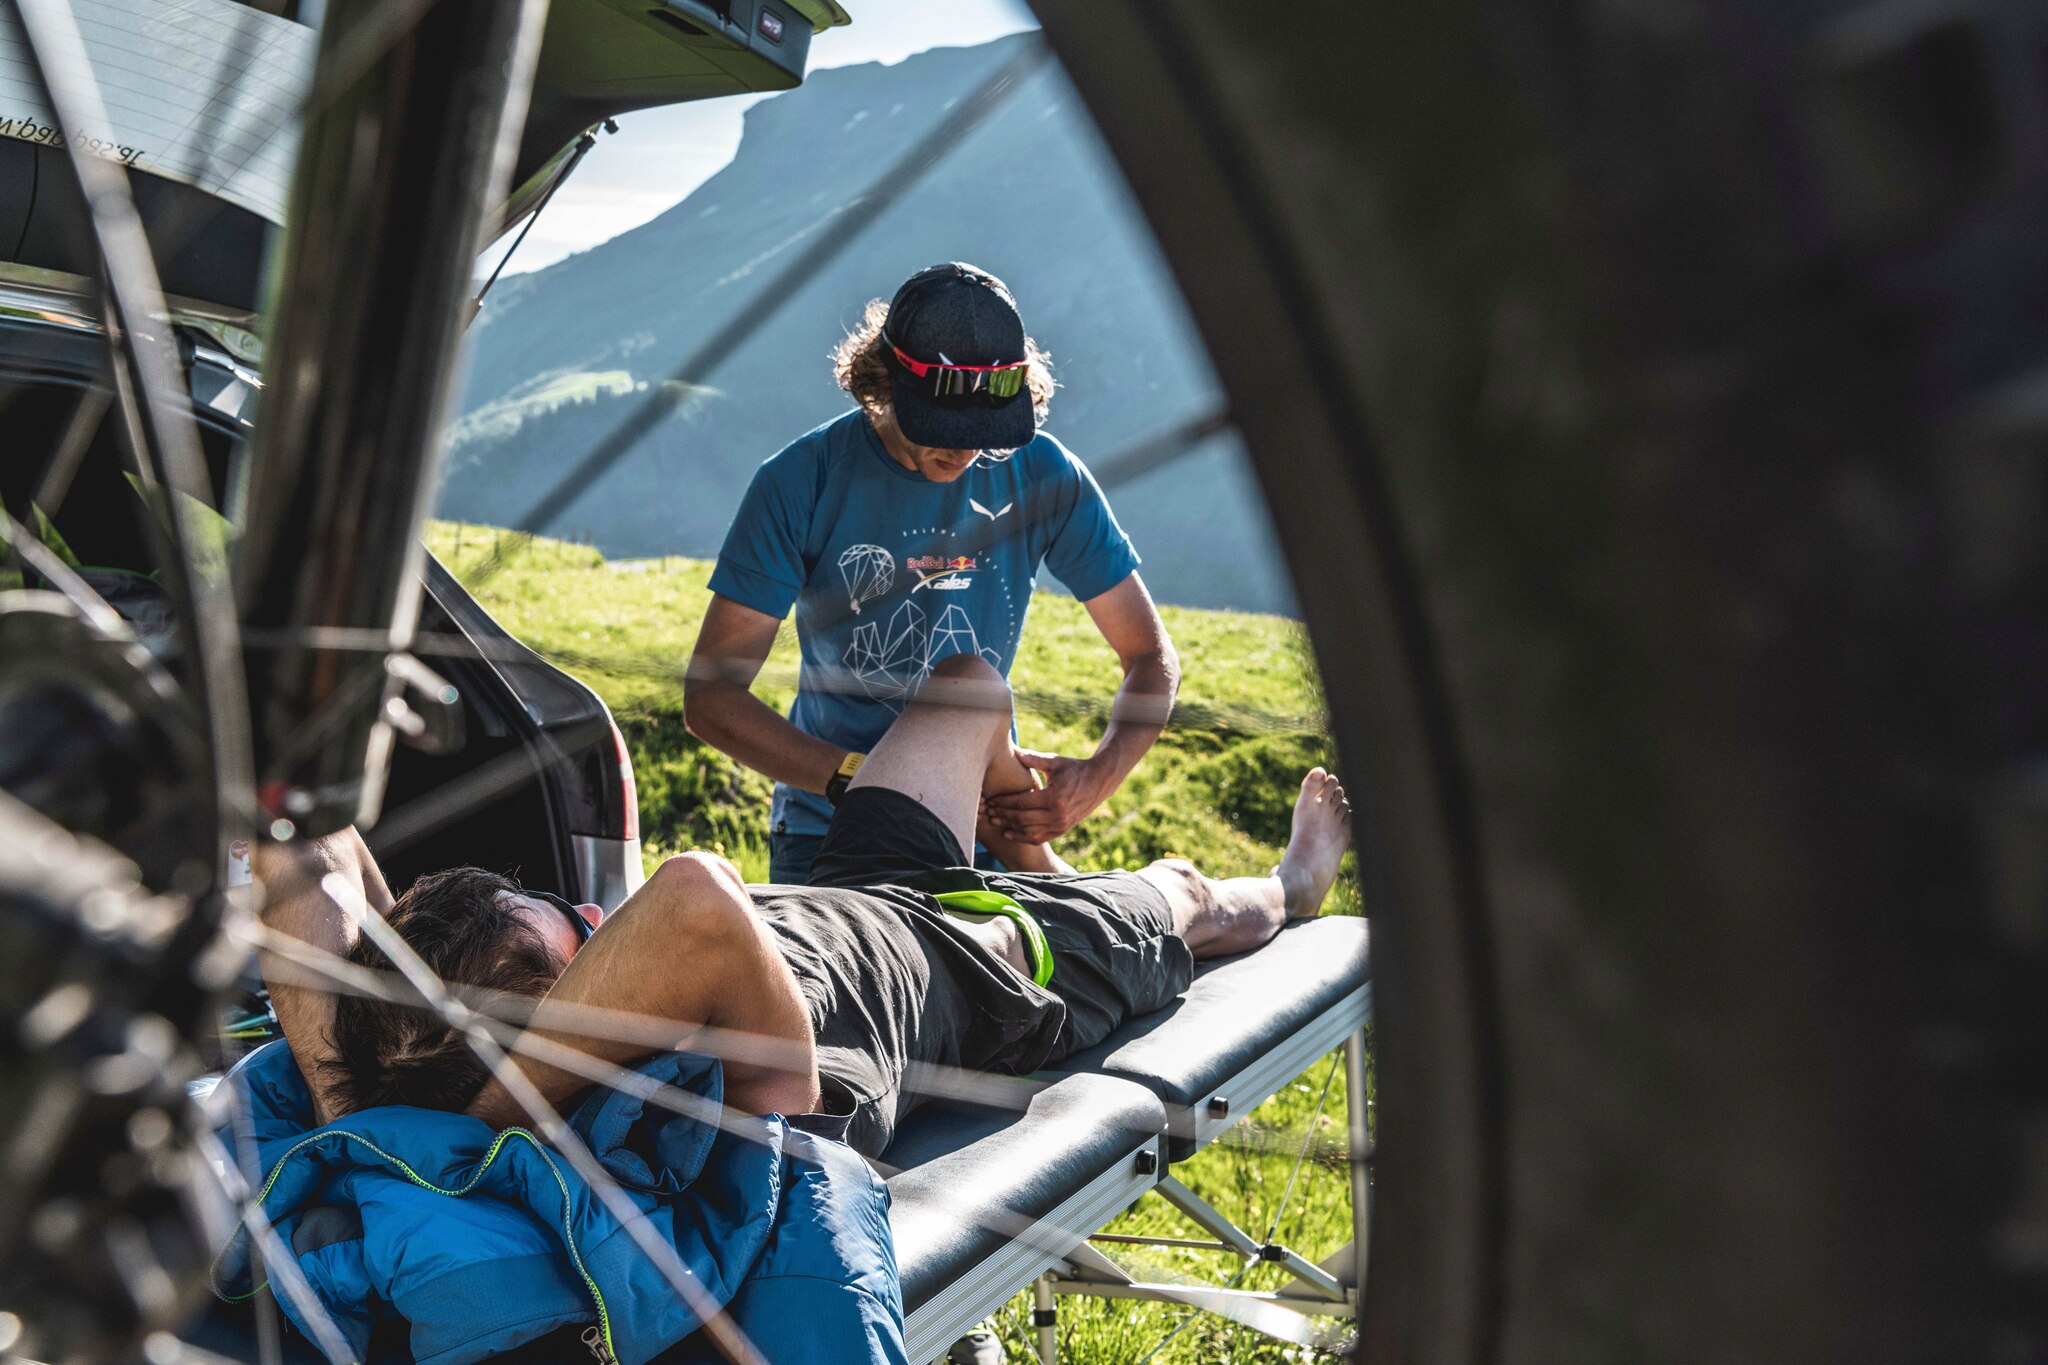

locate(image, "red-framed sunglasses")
[[886, 338, 1028, 401]]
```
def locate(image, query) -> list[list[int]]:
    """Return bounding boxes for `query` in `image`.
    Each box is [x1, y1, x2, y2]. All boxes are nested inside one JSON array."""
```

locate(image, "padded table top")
[[1058, 916, 1370, 1158], [186, 922, 1367, 1362], [883, 1072, 1163, 1351]]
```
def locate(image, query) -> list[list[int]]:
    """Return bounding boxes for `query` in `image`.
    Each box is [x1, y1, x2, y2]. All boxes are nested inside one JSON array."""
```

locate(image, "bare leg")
[[850, 653, 1069, 873], [1137, 769, 1351, 959], [846, 655, 1060, 971], [849, 654, 1015, 858]]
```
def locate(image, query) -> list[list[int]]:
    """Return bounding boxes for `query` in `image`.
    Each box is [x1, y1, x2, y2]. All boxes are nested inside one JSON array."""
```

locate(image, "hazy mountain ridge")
[[443, 34, 1294, 614]]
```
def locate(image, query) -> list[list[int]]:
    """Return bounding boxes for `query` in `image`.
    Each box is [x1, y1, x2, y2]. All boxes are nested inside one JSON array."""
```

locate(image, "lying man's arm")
[[468, 851, 820, 1130], [252, 827, 392, 1126]]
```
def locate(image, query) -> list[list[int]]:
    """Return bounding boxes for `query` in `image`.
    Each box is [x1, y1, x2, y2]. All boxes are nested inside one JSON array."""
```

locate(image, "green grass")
[[428, 521, 1367, 1362]]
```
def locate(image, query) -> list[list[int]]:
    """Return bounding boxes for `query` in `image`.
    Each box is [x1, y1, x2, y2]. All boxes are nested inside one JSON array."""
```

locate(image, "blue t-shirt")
[[708, 409, 1141, 839]]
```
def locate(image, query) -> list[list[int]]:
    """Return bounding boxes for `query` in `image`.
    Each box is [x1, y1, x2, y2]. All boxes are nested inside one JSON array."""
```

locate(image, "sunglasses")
[[527, 888, 599, 944], [886, 338, 1028, 402]]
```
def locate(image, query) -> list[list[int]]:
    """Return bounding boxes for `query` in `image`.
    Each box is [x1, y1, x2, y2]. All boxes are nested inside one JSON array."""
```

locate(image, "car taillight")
[[612, 719, 640, 842]]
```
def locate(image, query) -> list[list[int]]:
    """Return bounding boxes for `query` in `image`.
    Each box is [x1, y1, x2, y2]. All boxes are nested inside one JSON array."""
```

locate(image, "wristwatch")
[[826, 751, 866, 806]]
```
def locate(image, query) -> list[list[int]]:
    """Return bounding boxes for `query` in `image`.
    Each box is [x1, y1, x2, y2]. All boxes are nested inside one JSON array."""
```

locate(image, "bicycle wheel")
[[1037, 2, 2048, 1361]]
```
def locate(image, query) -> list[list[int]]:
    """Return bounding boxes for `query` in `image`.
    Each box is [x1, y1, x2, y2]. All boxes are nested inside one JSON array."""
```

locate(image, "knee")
[[1141, 856, 1213, 915], [914, 654, 1011, 723], [1144, 856, 1204, 897], [928, 652, 1003, 686]]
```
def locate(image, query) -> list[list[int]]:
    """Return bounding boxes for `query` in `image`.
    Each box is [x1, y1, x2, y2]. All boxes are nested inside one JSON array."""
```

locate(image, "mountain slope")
[[442, 34, 1293, 614]]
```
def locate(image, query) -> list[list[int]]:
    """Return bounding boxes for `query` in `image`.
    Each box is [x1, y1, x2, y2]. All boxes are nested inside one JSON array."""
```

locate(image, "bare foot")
[[1276, 768, 1351, 919]]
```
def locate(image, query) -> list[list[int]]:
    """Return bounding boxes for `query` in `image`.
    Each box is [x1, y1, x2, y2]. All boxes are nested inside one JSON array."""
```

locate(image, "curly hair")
[[321, 867, 564, 1115], [831, 297, 1057, 435]]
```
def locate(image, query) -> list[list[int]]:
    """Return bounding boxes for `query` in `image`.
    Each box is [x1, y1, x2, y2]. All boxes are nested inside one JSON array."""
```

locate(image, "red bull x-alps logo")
[[907, 553, 978, 592]]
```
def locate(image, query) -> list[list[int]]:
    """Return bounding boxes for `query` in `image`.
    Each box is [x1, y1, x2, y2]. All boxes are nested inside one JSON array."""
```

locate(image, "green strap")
[[933, 889, 1055, 988]]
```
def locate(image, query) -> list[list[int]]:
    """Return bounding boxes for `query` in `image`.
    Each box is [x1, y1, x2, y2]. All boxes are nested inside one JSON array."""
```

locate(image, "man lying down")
[[241, 653, 1351, 1363]]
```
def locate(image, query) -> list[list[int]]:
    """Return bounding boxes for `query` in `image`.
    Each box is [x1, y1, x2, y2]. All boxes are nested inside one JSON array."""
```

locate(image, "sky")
[[493, 0, 1040, 276]]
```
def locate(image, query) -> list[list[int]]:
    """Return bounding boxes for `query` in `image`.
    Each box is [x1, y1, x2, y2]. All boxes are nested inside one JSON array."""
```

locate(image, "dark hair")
[[321, 867, 565, 1115], [830, 297, 1057, 430]]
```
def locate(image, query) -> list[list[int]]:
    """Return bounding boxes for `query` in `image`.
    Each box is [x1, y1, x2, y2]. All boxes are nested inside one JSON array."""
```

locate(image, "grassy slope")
[[429, 523, 1368, 1362]]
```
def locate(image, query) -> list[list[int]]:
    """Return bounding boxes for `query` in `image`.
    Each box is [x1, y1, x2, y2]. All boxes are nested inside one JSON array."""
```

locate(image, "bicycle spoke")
[[143, 0, 275, 264], [363, 717, 608, 856], [1208, 1119, 1349, 1163], [1132, 1262, 1252, 1365], [469, 38, 1052, 583], [432, 520, 1318, 736], [0, 507, 121, 629], [1094, 406, 1235, 494], [223, 1072, 289, 1365], [11, 0, 256, 863], [235, 916, 1054, 1123], [239, 621, 1291, 735], [191, 1121, 359, 1365], [250, 1285, 284, 1365], [1260, 1051, 1342, 1246], [228, 906, 1338, 1350], [144, 1334, 255, 1365], [31, 385, 110, 519], [329, 878, 768, 1365]]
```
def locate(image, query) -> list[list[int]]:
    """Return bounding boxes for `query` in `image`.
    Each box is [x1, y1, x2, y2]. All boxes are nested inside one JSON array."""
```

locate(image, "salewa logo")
[[969, 498, 1013, 522]]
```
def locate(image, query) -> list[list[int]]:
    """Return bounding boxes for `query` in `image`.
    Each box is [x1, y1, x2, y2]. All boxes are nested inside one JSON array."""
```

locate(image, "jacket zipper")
[[213, 1126, 619, 1365]]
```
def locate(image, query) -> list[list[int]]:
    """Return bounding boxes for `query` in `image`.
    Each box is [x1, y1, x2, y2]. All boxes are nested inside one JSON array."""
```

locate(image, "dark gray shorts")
[[811, 786, 1194, 1058]]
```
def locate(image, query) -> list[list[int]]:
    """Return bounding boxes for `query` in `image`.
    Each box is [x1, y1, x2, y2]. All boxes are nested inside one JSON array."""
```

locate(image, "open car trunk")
[[0, 306, 631, 904]]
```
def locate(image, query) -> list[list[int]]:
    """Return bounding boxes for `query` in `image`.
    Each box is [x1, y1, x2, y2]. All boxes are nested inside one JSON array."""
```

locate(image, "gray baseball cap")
[[882, 262, 1037, 451]]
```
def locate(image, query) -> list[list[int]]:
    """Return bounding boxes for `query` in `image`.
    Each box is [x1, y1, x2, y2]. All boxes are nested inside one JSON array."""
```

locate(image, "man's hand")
[[983, 747, 1117, 845], [983, 574, 1179, 847]]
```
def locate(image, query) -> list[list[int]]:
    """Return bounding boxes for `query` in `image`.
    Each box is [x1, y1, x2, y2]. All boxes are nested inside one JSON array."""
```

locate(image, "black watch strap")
[[826, 752, 866, 806]]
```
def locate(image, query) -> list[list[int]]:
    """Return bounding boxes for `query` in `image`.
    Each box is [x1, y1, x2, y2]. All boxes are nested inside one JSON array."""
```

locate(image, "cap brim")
[[889, 369, 1037, 452]]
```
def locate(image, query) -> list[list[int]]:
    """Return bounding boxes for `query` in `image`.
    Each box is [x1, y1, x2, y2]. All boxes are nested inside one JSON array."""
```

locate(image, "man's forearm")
[[684, 681, 848, 794], [253, 827, 388, 1125], [1090, 650, 1179, 784]]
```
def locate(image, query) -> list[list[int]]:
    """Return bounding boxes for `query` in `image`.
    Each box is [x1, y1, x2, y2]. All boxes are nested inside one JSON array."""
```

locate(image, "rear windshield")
[[0, 0, 310, 225]]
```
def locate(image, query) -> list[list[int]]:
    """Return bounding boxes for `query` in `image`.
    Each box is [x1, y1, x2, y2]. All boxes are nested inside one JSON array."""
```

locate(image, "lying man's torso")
[[749, 882, 1064, 1156], [747, 865, 1194, 1158]]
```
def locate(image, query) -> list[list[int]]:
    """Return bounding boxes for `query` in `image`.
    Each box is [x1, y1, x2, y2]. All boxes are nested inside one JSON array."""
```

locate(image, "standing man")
[[686, 262, 1179, 884]]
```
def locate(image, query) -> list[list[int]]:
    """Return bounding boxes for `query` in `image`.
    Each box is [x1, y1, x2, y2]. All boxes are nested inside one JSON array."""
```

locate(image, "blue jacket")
[[213, 1041, 906, 1365]]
